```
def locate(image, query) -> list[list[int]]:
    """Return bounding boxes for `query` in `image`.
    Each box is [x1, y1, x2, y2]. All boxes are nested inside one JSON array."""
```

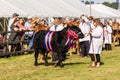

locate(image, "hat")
[[27, 16, 32, 19], [13, 13, 19, 17]]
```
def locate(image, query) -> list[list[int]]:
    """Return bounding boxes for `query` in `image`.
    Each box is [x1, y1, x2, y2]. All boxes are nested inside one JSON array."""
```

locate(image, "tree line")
[[85, 1, 118, 9]]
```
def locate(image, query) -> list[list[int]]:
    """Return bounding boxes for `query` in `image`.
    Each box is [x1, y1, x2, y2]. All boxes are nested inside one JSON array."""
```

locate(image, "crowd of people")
[[6, 13, 113, 68]]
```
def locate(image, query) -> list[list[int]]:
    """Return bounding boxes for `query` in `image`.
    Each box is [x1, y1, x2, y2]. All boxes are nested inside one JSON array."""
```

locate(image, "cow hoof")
[[54, 63, 59, 67], [34, 62, 38, 66], [59, 64, 64, 68], [45, 63, 49, 66], [54, 64, 58, 67]]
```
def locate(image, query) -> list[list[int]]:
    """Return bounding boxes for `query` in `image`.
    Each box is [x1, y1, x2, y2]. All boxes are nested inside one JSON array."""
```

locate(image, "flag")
[[81, 0, 84, 3], [91, 0, 94, 4]]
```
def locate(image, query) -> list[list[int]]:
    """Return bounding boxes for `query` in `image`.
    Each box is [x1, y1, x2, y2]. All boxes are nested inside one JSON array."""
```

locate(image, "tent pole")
[[90, 0, 92, 16], [48, 17, 51, 26]]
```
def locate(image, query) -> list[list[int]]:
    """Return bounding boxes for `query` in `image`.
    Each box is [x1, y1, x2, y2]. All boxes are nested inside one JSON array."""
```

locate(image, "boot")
[[108, 44, 112, 50], [91, 61, 95, 67], [105, 44, 109, 50], [96, 62, 100, 68]]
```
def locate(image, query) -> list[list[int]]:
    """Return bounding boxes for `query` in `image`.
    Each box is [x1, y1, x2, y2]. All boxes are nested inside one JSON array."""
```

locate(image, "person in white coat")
[[79, 16, 90, 57], [104, 21, 112, 50], [49, 18, 64, 62], [50, 18, 64, 31], [89, 19, 103, 68]]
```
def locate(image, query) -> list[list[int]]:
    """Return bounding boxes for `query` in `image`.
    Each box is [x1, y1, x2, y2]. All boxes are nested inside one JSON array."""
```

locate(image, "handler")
[[89, 19, 103, 68]]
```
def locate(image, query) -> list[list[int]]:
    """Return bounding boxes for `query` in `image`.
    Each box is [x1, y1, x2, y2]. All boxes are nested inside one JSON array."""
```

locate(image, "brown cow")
[[111, 22, 120, 46]]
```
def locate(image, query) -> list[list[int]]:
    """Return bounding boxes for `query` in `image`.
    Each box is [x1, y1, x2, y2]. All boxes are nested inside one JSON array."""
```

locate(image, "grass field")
[[0, 46, 120, 80]]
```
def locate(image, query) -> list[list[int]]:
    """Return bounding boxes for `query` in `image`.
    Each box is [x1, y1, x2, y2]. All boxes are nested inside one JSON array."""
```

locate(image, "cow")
[[33, 25, 84, 68], [112, 22, 120, 46]]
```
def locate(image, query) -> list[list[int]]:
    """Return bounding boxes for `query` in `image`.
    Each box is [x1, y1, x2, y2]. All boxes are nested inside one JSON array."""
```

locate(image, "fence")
[[0, 30, 33, 57]]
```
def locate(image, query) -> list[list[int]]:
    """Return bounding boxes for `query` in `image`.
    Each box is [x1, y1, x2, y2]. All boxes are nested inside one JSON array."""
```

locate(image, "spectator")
[[104, 21, 112, 50], [8, 18, 25, 52], [7, 13, 19, 38], [24, 16, 34, 51], [38, 19, 47, 26]]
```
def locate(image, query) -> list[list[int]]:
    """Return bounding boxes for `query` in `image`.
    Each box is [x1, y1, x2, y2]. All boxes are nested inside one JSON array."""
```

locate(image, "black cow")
[[33, 26, 84, 67]]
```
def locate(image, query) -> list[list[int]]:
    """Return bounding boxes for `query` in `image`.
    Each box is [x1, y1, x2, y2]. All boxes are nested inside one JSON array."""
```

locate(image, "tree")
[[103, 2, 111, 7], [102, 2, 117, 9], [85, 1, 90, 4], [111, 2, 117, 9]]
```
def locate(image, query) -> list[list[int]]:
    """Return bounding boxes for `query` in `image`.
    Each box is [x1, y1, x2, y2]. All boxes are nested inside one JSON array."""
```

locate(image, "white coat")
[[79, 22, 90, 42], [7, 18, 15, 31], [104, 26, 112, 44], [89, 26, 103, 54]]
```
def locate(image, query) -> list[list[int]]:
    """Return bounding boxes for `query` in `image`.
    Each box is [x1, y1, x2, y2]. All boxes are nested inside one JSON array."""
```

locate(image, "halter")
[[65, 30, 78, 48]]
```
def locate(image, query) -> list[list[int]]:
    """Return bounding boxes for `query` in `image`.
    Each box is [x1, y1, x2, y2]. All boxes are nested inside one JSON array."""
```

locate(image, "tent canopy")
[[0, 0, 27, 17], [36, 0, 84, 17], [0, 0, 120, 18], [3, 0, 62, 17], [62, 0, 112, 18], [87, 4, 120, 18]]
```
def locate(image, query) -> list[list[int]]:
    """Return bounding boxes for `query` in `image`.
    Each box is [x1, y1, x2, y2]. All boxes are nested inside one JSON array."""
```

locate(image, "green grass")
[[0, 46, 120, 80]]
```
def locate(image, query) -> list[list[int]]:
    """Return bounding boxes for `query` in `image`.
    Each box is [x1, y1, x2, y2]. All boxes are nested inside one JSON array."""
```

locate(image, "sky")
[[95, 0, 116, 3]]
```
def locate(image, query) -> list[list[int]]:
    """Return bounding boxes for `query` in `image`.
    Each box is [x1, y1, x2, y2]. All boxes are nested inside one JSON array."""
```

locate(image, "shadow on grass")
[[100, 62, 105, 65], [115, 44, 120, 47], [64, 62, 86, 66], [36, 61, 86, 66], [36, 62, 105, 67]]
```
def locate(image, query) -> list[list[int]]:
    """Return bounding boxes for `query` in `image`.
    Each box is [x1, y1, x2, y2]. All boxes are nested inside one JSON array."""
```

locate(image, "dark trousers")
[[89, 54, 100, 62], [80, 41, 90, 57], [105, 44, 112, 50]]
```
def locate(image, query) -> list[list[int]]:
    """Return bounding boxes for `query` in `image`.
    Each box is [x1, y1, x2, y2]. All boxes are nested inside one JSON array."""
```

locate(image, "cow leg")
[[54, 60, 63, 68], [49, 51, 53, 61], [118, 36, 120, 45], [34, 49, 39, 66], [43, 52, 49, 66], [55, 50, 64, 68], [76, 39, 80, 56], [113, 35, 117, 47]]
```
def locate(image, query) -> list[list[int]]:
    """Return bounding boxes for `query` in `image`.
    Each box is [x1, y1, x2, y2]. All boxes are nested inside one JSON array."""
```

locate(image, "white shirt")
[[79, 19, 90, 42], [7, 18, 15, 39], [24, 21, 33, 35], [50, 24, 64, 31], [7, 18, 15, 31]]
